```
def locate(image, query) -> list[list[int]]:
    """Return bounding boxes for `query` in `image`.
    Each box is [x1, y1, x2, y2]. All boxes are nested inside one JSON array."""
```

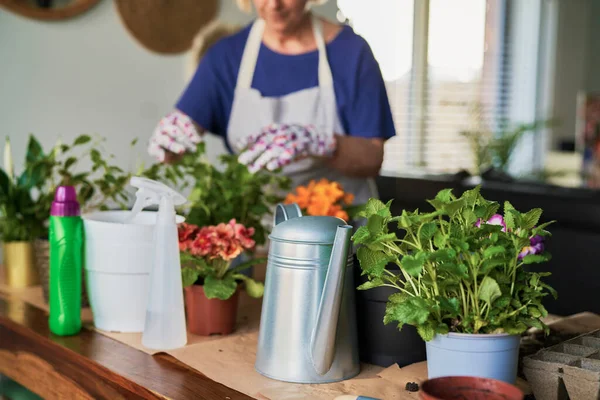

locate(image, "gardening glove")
[[148, 110, 202, 162], [237, 123, 337, 173]]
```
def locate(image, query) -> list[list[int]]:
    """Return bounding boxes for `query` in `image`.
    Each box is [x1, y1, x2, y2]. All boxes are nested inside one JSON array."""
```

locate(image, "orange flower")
[[344, 193, 354, 205], [329, 205, 349, 222], [285, 179, 352, 220]]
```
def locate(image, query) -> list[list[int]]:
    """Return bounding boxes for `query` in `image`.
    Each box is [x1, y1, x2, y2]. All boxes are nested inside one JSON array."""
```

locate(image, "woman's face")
[[252, 0, 309, 34]]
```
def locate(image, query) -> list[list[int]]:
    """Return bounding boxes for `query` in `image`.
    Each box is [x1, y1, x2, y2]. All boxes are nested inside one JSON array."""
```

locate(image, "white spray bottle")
[[129, 177, 188, 350]]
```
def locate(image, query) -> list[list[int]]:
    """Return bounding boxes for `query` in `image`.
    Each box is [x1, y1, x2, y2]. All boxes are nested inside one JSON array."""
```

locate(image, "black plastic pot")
[[353, 259, 426, 367]]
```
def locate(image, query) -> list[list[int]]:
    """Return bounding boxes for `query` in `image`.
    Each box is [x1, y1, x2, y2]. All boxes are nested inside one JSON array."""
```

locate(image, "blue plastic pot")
[[426, 333, 520, 384]]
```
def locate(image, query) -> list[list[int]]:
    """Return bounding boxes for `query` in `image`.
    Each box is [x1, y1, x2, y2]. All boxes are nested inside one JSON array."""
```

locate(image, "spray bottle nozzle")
[[126, 177, 187, 223]]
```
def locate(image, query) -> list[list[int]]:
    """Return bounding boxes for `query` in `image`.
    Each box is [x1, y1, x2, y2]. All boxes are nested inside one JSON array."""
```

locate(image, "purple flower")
[[518, 235, 545, 260]]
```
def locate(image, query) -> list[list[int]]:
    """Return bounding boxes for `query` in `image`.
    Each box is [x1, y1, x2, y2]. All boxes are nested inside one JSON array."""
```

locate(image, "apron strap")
[[236, 19, 265, 89], [311, 16, 333, 87], [235, 15, 334, 90]]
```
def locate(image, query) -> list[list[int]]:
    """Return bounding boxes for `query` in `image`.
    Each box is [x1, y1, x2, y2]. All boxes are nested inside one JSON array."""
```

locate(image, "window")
[[338, 0, 546, 175]]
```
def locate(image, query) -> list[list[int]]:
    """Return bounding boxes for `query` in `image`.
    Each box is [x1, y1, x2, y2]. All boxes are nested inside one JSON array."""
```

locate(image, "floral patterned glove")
[[237, 124, 337, 173], [148, 110, 202, 162]]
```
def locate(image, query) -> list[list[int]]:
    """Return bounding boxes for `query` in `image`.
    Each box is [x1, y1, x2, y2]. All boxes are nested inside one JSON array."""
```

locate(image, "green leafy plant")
[[35, 134, 133, 216], [462, 120, 553, 176], [178, 221, 265, 300], [142, 144, 290, 246], [460, 103, 556, 177], [2, 134, 134, 240], [352, 186, 557, 341], [0, 137, 46, 241]]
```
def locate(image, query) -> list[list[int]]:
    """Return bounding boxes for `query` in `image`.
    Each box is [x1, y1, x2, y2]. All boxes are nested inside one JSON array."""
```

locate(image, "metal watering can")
[[255, 204, 360, 383]]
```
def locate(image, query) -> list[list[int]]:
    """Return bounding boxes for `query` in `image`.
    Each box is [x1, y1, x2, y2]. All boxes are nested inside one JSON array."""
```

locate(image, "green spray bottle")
[[49, 186, 83, 336]]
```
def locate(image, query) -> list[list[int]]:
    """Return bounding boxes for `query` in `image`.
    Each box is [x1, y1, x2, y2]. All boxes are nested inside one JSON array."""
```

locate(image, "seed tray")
[[524, 329, 600, 400]]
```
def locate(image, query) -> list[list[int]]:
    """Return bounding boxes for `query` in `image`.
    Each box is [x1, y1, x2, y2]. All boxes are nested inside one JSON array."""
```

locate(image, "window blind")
[[338, 0, 512, 175]]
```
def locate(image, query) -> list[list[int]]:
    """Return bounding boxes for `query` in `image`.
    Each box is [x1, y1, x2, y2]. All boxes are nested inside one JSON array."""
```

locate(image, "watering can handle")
[[274, 203, 302, 227]]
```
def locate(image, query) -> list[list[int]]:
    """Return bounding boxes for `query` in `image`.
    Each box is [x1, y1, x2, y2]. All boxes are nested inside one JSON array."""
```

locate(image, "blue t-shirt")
[[176, 23, 396, 151]]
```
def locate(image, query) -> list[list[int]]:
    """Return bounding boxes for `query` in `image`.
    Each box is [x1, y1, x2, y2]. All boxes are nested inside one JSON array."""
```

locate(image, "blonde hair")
[[235, 0, 329, 14], [185, 20, 242, 82]]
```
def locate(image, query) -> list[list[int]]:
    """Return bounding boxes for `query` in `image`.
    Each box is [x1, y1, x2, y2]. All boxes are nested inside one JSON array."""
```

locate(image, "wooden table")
[[0, 295, 253, 400]]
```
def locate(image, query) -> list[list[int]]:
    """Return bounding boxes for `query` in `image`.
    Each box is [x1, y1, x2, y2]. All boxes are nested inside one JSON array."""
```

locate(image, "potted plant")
[[0, 138, 45, 288], [143, 146, 289, 277], [178, 220, 265, 336], [15, 134, 132, 303], [352, 186, 556, 383], [284, 178, 357, 221]]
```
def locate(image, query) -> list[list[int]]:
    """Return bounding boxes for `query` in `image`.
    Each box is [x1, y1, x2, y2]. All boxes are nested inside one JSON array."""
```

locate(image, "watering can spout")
[[310, 224, 353, 375]]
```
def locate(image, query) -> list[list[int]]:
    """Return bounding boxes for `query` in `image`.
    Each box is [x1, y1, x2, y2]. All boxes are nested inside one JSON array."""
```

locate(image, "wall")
[[0, 0, 338, 173]]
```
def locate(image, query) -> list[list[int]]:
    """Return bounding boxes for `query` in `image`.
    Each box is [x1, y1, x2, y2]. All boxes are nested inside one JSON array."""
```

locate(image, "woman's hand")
[[148, 110, 203, 162], [237, 124, 336, 173]]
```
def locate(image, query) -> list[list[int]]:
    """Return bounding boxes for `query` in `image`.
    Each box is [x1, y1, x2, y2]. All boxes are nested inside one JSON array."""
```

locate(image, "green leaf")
[[429, 248, 457, 263], [358, 198, 388, 218], [367, 214, 385, 235], [461, 186, 481, 207], [528, 306, 542, 318], [483, 245, 505, 259], [522, 254, 551, 264], [401, 252, 427, 277], [522, 317, 544, 330], [203, 275, 238, 300], [130, 138, 139, 146], [480, 257, 508, 274], [433, 230, 447, 248], [73, 134, 92, 146], [357, 246, 394, 278], [384, 296, 431, 326], [462, 208, 478, 225], [357, 277, 384, 290], [444, 198, 466, 217], [419, 222, 438, 242], [388, 292, 409, 304], [504, 201, 516, 230], [504, 321, 528, 335], [90, 149, 101, 164], [494, 295, 512, 308], [439, 297, 460, 316], [372, 232, 397, 244], [479, 276, 502, 305], [351, 226, 370, 244], [64, 157, 77, 170], [522, 208, 543, 230], [0, 168, 9, 196], [439, 262, 469, 279], [239, 277, 264, 298], [24, 136, 44, 167], [181, 267, 200, 287], [417, 324, 436, 341], [435, 188, 454, 203]]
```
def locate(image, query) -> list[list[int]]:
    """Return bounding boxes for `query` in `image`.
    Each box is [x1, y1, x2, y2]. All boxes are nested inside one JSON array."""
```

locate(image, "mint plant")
[[352, 186, 557, 341]]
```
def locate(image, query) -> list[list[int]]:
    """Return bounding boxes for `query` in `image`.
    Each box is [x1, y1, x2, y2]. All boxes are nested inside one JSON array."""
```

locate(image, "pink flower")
[[190, 228, 215, 256], [230, 219, 256, 249], [487, 214, 507, 232], [475, 214, 506, 232], [179, 219, 256, 261], [178, 223, 199, 251]]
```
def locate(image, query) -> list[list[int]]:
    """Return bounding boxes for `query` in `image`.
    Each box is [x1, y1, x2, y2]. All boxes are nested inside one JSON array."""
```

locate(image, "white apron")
[[226, 15, 377, 207]]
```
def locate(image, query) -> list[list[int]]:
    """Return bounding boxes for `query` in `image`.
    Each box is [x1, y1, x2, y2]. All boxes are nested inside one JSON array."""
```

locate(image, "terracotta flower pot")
[[184, 285, 239, 336], [2, 241, 39, 288], [420, 376, 524, 400]]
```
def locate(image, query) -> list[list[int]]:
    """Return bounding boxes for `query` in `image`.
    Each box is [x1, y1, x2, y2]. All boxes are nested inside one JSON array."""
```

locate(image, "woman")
[[148, 0, 396, 205]]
